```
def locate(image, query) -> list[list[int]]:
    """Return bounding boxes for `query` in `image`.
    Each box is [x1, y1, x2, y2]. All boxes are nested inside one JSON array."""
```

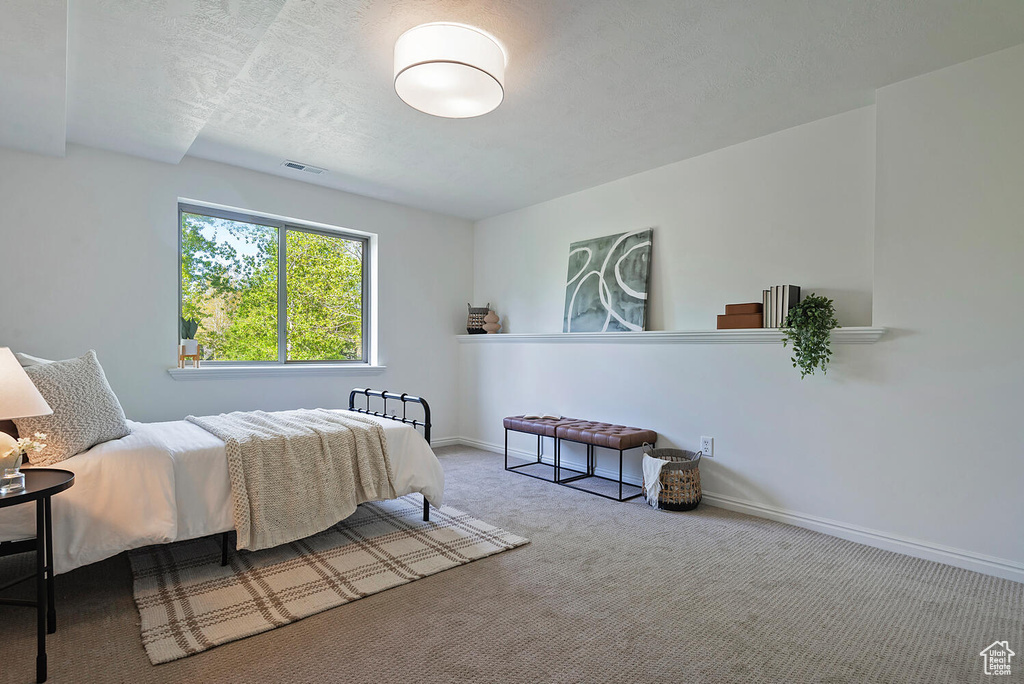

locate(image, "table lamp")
[[0, 347, 53, 493]]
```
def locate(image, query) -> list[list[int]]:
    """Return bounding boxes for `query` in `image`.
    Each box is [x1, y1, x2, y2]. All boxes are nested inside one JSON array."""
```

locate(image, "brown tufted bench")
[[555, 421, 657, 451], [502, 415, 582, 438], [503, 415, 657, 501], [502, 416, 582, 483]]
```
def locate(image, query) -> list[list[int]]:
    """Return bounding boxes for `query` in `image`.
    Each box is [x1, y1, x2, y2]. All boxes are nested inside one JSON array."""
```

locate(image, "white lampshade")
[[394, 23, 506, 118], [0, 347, 52, 419]]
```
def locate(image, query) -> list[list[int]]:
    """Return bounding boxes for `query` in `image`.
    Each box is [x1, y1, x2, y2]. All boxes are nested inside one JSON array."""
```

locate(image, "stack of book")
[[762, 285, 801, 328], [716, 302, 763, 329]]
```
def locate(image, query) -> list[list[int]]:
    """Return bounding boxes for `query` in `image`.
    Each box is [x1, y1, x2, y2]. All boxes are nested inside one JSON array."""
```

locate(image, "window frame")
[[178, 201, 372, 366]]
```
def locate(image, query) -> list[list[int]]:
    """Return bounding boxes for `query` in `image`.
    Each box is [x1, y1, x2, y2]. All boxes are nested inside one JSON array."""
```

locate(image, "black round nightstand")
[[0, 468, 75, 683]]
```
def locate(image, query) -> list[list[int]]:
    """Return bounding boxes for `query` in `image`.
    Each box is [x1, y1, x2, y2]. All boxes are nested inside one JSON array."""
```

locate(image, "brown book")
[[725, 302, 763, 315], [717, 313, 764, 329]]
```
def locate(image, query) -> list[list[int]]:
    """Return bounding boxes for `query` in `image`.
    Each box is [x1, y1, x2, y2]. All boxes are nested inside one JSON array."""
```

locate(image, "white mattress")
[[0, 411, 444, 574]]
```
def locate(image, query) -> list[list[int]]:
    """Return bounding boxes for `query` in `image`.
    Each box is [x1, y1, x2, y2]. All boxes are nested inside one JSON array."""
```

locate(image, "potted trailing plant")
[[782, 293, 839, 378], [180, 316, 200, 356]]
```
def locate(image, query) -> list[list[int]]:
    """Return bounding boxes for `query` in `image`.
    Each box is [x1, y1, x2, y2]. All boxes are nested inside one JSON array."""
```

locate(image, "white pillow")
[[13, 350, 131, 466], [16, 352, 53, 367]]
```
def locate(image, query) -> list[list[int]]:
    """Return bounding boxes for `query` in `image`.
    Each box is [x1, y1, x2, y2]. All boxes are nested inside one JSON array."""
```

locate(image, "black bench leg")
[[423, 495, 430, 522], [221, 532, 230, 567], [555, 438, 560, 482], [619, 449, 624, 501], [504, 429, 509, 470]]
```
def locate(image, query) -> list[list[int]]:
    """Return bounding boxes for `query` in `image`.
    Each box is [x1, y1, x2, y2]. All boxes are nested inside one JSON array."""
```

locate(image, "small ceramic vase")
[[482, 310, 501, 334]]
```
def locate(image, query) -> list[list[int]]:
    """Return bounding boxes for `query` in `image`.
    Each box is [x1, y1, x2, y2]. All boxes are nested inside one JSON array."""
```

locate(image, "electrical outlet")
[[700, 436, 714, 457]]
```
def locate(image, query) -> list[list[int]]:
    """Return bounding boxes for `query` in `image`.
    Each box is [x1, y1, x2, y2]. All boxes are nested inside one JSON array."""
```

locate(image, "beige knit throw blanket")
[[186, 409, 396, 551]]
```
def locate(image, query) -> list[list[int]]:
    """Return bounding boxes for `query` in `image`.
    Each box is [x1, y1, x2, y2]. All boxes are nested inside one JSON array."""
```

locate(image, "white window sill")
[[167, 364, 386, 380]]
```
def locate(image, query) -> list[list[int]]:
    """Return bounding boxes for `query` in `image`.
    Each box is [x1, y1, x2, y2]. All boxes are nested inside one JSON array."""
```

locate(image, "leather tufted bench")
[[503, 415, 657, 501], [502, 415, 582, 437], [502, 416, 582, 485], [554, 421, 656, 451]]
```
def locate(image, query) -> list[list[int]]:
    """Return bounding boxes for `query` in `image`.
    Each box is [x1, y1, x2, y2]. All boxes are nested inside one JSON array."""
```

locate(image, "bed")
[[0, 389, 444, 574]]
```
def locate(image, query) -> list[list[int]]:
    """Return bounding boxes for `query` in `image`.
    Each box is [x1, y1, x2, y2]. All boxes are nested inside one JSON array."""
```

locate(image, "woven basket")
[[643, 447, 702, 511], [467, 303, 490, 334]]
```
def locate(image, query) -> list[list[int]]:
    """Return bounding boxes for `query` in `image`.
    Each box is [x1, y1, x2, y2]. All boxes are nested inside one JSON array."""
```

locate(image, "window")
[[179, 203, 369, 364]]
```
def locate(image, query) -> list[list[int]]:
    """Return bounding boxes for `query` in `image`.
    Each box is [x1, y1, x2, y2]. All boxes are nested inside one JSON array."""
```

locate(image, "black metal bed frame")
[[347, 388, 432, 445], [219, 388, 433, 566]]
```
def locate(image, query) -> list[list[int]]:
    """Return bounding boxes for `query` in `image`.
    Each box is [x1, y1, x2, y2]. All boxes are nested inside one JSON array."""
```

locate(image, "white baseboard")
[[441, 436, 1024, 584], [700, 492, 1024, 584]]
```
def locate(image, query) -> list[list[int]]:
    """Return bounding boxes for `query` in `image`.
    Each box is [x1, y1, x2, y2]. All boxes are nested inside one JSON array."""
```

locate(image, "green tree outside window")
[[180, 211, 364, 362]]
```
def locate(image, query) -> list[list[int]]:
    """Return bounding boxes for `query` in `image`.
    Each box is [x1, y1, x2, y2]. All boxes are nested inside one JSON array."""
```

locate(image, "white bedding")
[[0, 411, 444, 574]]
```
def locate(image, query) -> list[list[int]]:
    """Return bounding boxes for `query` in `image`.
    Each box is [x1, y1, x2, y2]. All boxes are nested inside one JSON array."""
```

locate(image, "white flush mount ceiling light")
[[394, 23, 507, 118]]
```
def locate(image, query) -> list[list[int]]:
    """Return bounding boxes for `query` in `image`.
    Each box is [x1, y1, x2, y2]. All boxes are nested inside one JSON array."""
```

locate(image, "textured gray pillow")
[[13, 350, 131, 466]]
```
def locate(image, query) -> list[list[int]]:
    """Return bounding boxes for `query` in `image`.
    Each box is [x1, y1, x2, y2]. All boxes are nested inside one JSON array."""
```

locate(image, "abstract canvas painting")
[[563, 229, 653, 332]]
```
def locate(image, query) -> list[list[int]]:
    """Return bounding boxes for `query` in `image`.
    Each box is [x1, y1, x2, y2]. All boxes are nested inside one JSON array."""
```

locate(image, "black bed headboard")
[[348, 388, 432, 445]]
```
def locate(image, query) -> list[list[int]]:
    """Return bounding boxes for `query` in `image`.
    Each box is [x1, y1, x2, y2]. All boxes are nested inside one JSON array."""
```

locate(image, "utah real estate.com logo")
[[979, 641, 1015, 676]]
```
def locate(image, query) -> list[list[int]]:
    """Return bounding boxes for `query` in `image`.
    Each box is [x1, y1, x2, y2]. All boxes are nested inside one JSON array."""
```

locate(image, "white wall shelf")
[[456, 327, 885, 345]]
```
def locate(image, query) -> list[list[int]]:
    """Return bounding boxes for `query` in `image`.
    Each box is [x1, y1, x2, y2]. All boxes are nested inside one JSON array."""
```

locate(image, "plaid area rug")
[[129, 496, 529, 664]]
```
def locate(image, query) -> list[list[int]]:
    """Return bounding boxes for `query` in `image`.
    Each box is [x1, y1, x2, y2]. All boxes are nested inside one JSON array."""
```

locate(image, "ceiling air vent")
[[281, 160, 326, 175]]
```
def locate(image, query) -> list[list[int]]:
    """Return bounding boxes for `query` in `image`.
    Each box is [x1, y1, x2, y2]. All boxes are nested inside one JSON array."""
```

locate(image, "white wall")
[[868, 43, 1024, 572], [475, 106, 876, 333], [462, 46, 1024, 581], [0, 144, 474, 438]]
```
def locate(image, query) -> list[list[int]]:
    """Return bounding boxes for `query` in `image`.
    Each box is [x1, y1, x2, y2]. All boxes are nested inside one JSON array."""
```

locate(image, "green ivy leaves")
[[781, 293, 839, 379]]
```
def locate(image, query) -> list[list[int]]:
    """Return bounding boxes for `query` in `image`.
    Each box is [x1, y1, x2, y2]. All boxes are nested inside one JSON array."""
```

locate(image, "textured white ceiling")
[[187, 0, 1024, 218], [65, 0, 285, 163], [3, 1, 1024, 218], [0, 0, 67, 156]]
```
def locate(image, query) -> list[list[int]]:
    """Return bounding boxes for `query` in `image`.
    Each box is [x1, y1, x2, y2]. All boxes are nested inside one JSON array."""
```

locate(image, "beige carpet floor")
[[0, 445, 1021, 684]]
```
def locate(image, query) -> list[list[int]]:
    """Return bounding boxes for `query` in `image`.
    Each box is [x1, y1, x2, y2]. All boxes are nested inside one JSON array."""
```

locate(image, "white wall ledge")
[[456, 327, 885, 345], [167, 364, 386, 380]]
